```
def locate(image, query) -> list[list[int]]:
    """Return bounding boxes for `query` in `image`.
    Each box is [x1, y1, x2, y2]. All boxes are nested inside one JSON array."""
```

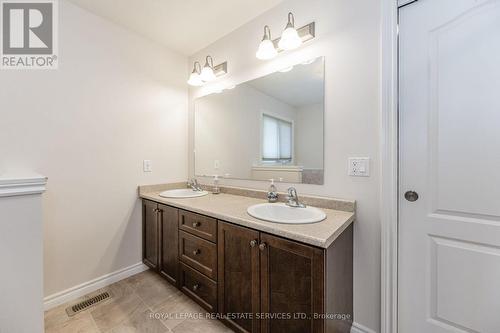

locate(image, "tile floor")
[[44, 270, 234, 333]]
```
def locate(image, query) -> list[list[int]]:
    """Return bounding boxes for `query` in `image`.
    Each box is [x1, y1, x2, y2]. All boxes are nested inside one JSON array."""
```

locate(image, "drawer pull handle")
[[192, 249, 201, 255], [192, 222, 200, 228], [192, 283, 201, 291], [250, 240, 258, 248], [259, 242, 267, 251]]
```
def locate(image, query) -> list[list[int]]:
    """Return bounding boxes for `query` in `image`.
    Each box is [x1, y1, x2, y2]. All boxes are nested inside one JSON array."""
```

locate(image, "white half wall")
[[0, 0, 188, 299], [189, 0, 381, 331], [0, 175, 46, 333]]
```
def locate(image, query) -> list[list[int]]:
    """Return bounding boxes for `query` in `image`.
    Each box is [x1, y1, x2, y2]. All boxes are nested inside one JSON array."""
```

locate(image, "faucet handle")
[[287, 187, 297, 197]]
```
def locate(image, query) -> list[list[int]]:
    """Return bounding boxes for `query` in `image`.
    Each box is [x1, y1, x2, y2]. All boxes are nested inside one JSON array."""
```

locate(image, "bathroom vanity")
[[139, 183, 355, 333]]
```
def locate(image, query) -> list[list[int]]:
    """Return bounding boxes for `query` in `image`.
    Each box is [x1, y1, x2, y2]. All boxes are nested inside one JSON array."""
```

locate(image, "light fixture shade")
[[256, 25, 277, 60], [256, 39, 277, 60], [279, 26, 302, 50], [187, 72, 203, 86], [187, 61, 203, 86], [200, 66, 216, 82], [200, 56, 216, 82], [278, 12, 302, 50]]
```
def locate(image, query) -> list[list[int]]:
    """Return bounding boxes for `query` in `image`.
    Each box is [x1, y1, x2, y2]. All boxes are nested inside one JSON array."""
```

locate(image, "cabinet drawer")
[[180, 263, 217, 312], [179, 210, 217, 242], [179, 231, 217, 280]]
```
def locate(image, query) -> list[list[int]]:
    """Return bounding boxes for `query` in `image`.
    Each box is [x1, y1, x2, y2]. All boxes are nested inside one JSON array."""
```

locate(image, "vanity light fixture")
[[278, 12, 302, 50], [256, 14, 315, 60], [187, 61, 203, 86], [200, 55, 217, 82], [188, 57, 227, 86], [256, 25, 278, 60]]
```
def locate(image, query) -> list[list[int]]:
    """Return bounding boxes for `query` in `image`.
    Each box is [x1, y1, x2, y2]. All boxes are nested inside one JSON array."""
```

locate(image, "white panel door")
[[399, 1, 500, 332]]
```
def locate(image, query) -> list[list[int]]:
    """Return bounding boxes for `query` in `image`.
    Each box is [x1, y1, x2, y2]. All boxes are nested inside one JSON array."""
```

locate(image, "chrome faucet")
[[187, 178, 202, 191], [286, 187, 306, 208]]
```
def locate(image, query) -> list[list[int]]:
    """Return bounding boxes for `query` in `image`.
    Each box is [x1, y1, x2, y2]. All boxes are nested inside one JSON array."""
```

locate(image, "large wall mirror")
[[194, 56, 324, 185]]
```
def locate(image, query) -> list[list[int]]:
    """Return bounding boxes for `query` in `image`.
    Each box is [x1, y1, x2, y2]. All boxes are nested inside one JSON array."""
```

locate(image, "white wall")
[[195, 84, 297, 179], [189, 0, 381, 331], [0, 0, 188, 298]]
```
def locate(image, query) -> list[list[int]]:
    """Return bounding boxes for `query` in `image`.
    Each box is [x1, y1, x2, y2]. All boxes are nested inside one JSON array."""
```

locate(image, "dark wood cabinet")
[[159, 204, 179, 286], [143, 199, 353, 333], [217, 222, 353, 333], [260, 233, 324, 333], [143, 200, 179, 286], [143, 200, 159, 270], [218, 222, 261, 333]]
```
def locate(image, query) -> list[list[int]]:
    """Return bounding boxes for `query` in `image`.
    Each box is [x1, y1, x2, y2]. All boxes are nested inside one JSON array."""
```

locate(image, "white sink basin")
[[159, 189, 209, 199], [247, 203, 326, 224]]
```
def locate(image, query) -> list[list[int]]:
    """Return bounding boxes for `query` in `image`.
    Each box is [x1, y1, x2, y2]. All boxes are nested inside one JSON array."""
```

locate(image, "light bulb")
[[278, 12, 302, 51], [187, 72, 203, 86], [278, 26, 302, 50], [256, 39, 277, 60]]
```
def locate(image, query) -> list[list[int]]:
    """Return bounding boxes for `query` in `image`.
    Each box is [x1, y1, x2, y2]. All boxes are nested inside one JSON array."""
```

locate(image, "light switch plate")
[[143, 160, 152, 172], [348, 157, 370, 177]]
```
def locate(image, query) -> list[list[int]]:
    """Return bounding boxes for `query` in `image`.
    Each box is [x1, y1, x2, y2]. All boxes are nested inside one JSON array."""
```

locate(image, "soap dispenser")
[[267, 179, 279, 203], [212, 175, 221, 194]]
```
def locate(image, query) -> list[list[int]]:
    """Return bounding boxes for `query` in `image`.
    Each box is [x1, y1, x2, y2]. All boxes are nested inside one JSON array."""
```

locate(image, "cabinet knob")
[[192, 221, 200, 228], [250, 240, 258, 248], [192, 283, 200, 291], [259, 242, 267, 251], [192, 249, 201, 255]]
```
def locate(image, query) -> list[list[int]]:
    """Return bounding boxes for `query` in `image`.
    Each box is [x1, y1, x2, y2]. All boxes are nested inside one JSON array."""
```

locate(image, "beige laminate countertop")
[[139, 190, 355, 249]]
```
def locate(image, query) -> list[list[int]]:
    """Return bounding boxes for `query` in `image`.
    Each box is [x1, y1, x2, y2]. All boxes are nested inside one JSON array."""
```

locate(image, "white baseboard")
[[351, 321, 378, 333], [43, 262, 149, 311]]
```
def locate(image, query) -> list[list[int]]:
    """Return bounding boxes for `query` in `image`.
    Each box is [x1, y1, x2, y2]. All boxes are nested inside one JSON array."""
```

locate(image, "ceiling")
[[66, 0, 285, 55], [248, 57, 325, 108]]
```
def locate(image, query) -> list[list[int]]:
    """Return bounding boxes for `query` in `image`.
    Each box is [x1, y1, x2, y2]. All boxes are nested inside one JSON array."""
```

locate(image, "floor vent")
[[65, 291, 112, 317]]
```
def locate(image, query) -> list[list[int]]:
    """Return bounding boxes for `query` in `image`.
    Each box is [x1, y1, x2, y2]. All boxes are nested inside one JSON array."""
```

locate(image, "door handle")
[[404, 191, 419, 202]]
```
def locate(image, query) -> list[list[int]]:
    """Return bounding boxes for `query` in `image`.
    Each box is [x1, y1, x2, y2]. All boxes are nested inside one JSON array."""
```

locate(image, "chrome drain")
[[65, 291, 112, 316]]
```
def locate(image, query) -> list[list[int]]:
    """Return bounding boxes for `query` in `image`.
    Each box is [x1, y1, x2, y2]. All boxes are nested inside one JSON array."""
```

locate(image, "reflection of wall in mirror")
[[295, 103, 324, 184], [195, 84, 296, 179]]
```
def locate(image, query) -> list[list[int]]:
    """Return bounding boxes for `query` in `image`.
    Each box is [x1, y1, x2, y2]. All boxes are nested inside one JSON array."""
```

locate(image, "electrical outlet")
[[143, 160, 152, 172], [348, 157, 370, 177]]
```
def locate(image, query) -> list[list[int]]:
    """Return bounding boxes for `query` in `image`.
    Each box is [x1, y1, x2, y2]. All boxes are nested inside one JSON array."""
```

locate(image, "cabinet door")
[[143, 200, 159, 270], [218, 222, 260, 333], [159, 204, 179, 286], [260, 233, 325, 333]]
